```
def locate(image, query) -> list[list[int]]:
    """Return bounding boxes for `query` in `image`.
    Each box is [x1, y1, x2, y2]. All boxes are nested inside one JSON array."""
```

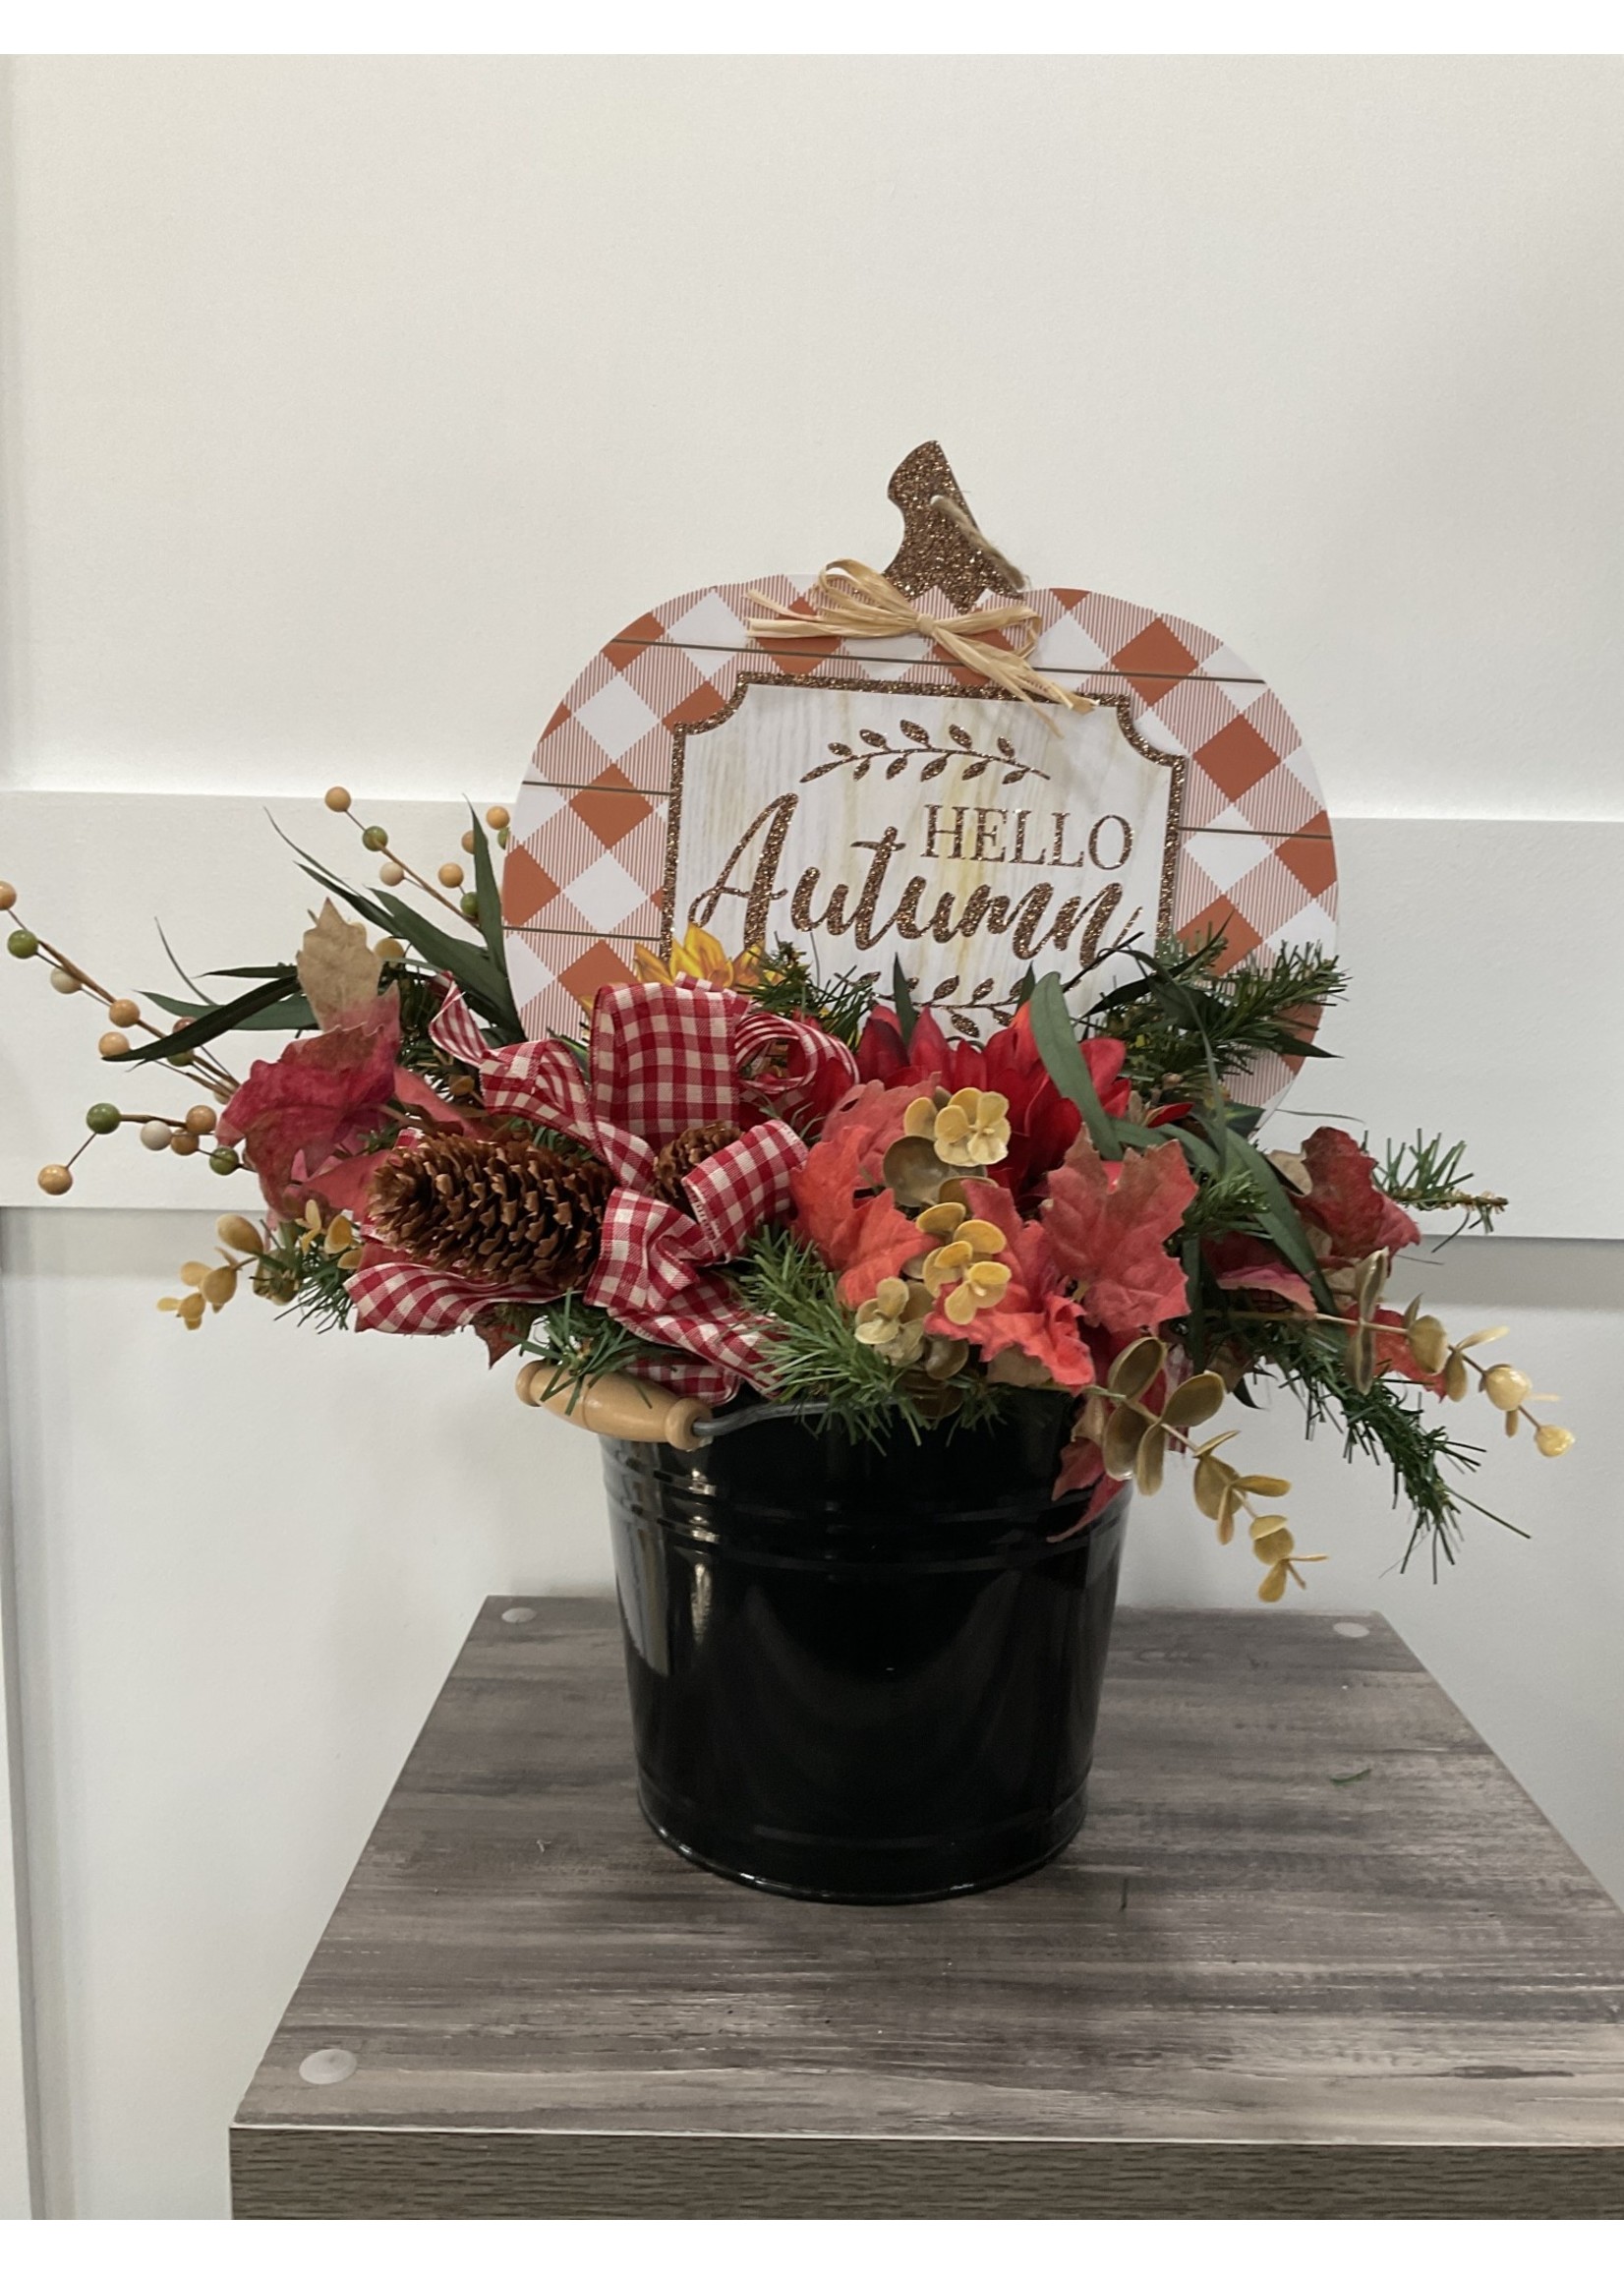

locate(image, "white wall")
[[1, 54, 1621, 2218]]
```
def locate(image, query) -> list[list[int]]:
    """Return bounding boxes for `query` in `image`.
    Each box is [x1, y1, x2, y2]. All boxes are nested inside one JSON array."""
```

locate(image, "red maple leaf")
[[820, 1077, 939, 1185], [219, 994, 403, 1217], [1295, 1126, 1421, 1266], [1042, 1133, 1196, 1339], [1203, 1231, 1314, 1312], [788, 1129, 930, 1307]]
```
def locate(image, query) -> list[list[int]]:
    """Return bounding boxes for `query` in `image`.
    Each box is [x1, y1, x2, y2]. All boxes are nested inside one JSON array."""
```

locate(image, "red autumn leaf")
[[1203, 1231, 1315, 1312], [1295, 1126, 1421, 1265], [820, 1077, 938, 1184], [788, 1129, 930, 1306], [925, 1181, 1095, 1388], [1042, 1132, 1197, 1340], [1052, 1438, 1131, 1524], [218, 994, 403, 1216]]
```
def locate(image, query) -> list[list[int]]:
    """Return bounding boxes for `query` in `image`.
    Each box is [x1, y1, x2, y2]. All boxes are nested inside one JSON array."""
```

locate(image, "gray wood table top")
[[231, 1600, 1624, 2219]]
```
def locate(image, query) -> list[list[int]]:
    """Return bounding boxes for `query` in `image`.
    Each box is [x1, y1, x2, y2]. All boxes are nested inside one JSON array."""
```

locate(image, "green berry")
[[7, 929, 39, 959], [361, 825, 388, 851], [460, 892, 480, 920], [86, 1103, 122, 1135], [208, 1146, 240, 1176]]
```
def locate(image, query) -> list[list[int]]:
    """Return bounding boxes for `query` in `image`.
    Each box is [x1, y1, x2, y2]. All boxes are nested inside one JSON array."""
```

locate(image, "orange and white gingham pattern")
[[501, 579, 1336, 1109]]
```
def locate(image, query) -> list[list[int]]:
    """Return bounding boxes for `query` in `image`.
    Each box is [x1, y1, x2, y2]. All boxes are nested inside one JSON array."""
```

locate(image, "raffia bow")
[[746, 560, 1093, 731]]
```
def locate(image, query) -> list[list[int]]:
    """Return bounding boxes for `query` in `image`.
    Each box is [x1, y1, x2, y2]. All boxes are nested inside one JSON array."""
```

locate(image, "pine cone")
[[370, 1134, 612, 1295], [651, 1121, 742, 1209]]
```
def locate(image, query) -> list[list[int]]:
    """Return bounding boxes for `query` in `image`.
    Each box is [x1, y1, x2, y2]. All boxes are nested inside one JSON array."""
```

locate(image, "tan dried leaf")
[[297, 899, 385, 1031], [1265, 1148, 1313, 1195]]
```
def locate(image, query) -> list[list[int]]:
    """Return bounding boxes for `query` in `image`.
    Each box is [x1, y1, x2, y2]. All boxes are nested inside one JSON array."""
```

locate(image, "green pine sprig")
[[1373, 1131, 1507, 1236]]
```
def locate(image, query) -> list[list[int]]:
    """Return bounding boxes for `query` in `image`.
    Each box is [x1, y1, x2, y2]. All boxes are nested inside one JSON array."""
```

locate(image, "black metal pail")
[[603, 1394, 1128, 1903]]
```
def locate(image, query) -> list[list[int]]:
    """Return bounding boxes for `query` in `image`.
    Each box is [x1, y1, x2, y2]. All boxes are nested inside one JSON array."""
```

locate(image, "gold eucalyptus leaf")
[[1102, 1402, 1152, 1482], [1163, 1370, 1226, 1432], [1237, 1473, 1291, 1497], [1352, 1250, 1390, 1324], [881, 1136, 951, 1209], [1192, 1453, 1237, 1522], [1443, 1352, 1471, 1402], [1107, 1337, 1167, 1401], [1257, 1562, 1290, 1603], [1407, 1314, 1450, 1374], [201, 1265, 237, 1310], [1133, 1425, 1167, 1496], [1481, 1364, 1533, 1412]]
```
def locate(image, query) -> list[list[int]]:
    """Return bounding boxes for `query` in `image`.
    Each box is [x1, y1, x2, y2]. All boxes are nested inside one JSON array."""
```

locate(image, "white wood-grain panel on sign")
[[673, 683, 1180, 1031]]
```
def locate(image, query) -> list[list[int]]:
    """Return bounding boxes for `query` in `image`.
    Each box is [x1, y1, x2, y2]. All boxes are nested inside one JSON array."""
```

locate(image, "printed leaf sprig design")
[[801, 719, 1051, 789]]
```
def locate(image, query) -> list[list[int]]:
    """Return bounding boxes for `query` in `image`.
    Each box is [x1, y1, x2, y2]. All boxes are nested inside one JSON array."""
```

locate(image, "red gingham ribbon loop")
[[590, 982, 742, 1144], [427, 983, 491, 1067], [348, 1254, 560, 1336], [585, 1120, 805, 1392], [735, 1010, 857, 1129], [479, 1035, 658, 1187], [348, 985, 822, 1400]]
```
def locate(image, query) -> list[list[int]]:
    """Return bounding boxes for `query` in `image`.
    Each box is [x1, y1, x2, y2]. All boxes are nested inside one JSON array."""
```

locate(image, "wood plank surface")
[[231, 1601, 1624, 2218]]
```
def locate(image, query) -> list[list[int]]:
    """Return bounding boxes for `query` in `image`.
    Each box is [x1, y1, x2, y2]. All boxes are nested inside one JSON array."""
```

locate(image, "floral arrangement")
[[1, 788, 1572, 1601]]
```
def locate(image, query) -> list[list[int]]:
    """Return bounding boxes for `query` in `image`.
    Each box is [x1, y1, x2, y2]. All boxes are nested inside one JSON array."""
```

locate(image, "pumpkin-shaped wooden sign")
[[501, 444, 1336, 1107]]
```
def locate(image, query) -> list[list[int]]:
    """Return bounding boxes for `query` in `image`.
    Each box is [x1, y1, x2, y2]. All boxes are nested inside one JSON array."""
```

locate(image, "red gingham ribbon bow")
[[350, 982, 853, 1402]]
